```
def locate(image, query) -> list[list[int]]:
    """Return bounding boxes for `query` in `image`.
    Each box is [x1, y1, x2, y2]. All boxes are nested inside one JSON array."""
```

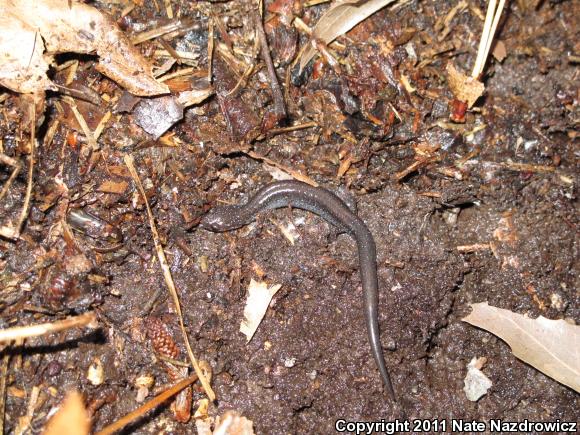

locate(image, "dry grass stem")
[[245, 151, 318, 186], [0, 354, 10, 435], [472, 0, 506, 78], [0, 154, 21, 203], [124, 154, 216, 402], [0, 312, 98, 343]]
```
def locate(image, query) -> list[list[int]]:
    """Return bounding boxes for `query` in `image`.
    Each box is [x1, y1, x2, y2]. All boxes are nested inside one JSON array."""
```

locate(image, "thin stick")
[[245, 150, 318, 186], [208, 18, 214, 84], [124, 154, 215, 402], [66, 97, 98, 150], [0, 312, 98, 343], [456, 243, 492, 253], [0, 354, 10, 435], [0, 155, 21, 203], [94, 111, 112, 142], [253, 10, 286, 120], [95, 375, 198, 435], [17, 104, 36, 233], [268, 121, 318, 135]]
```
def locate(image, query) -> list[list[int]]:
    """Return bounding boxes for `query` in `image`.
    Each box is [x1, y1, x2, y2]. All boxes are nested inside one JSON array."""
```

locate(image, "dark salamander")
[[200, 180, 396, 401]]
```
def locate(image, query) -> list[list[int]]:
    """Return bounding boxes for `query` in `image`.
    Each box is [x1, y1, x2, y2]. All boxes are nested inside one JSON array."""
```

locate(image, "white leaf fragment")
[[240, 279, 282, 342], [463, 357, 492, 401]]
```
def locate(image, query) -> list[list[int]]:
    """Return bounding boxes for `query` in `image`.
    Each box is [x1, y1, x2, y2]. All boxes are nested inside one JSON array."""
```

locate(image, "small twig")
[[93, 111, 112, 142], [224, 63, 256, 98], [157, 355, 191, 368], [131, 19, 198, 45], [18, 103, 36, 235], [253, 10, 286, 122], [456, 243, 492, 253], [500, 161, 556, 173], [0, 103, 36, 239], [124, 154, 215, 402], [65, 97, 98, 150], [244, 150, 318, 186], [304, 0, 330, 7], [208, 19, 214, 84], [0, 354, 10, 435], [139, 287, 164, 317], [157, 67, 196, 82], [394, 156, 439, 181], [224, 26, 260, 98], [268, 121, 318, 135], [14, 385, 40, 435], [53, 83, 102, 105], [157, 38, 183, 64], [0, 312, 98, 343], [0, 154, 21, 203], [95, 375, 198, 435]]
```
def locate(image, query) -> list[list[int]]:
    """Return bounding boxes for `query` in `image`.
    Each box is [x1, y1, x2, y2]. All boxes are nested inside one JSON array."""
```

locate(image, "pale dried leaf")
[[43, 391, 90, 435], [213, 411, 255, 435], [0, 0, 168, 96], [299, 0, 398, 72], [0, 12, 55, 94], [177, 87, 215, 107], [275, 220, 298, 245], [463, 302, 580, 392], [463, 357, 492, 401], [240, 279, 282, 342], [446, 63, 485, 108]]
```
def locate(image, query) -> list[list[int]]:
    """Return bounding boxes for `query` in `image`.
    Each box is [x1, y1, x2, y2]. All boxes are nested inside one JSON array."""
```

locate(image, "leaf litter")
[[299, 0, 399, 72], [0, 0, 168, 96], [463, 302, 580, 393]]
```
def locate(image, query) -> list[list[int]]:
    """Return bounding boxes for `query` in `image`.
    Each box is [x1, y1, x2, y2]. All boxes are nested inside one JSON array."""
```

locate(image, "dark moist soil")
[[0, 0, 578, 433]]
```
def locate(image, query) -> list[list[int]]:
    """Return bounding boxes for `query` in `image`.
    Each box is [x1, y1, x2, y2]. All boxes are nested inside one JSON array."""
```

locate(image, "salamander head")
[[199, 205, 244, 232]]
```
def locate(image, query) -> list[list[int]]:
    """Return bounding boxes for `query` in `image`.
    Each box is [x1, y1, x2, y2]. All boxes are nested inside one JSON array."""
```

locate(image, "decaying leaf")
[[0, 0, 168, 96], [213, 411, 255, 435], [240, 279, 282, 342], [196, 410, 255, 435], [97, 180, 129, 194], [299, 0, 398, 72], [463, 357, 492, 401], [463, 302, 580, 392], [43, 391, 90, 435], [0, 10, 53, 94], [446, 63, 485, 108]]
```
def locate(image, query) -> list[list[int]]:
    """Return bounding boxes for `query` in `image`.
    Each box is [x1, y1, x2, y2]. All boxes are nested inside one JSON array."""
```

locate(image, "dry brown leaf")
[[446, 63, 485, 108], [97, 180, 129, 194], [299, 0, 398, 72], [0, 0, 168, 96], [43, 391, 90, 435], [463, 302, 580, 392], [492, 40, 507, 62]]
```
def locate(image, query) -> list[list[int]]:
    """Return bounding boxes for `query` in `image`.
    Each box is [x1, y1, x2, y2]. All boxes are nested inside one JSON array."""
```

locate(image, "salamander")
[[200, 180, 396, 400]]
